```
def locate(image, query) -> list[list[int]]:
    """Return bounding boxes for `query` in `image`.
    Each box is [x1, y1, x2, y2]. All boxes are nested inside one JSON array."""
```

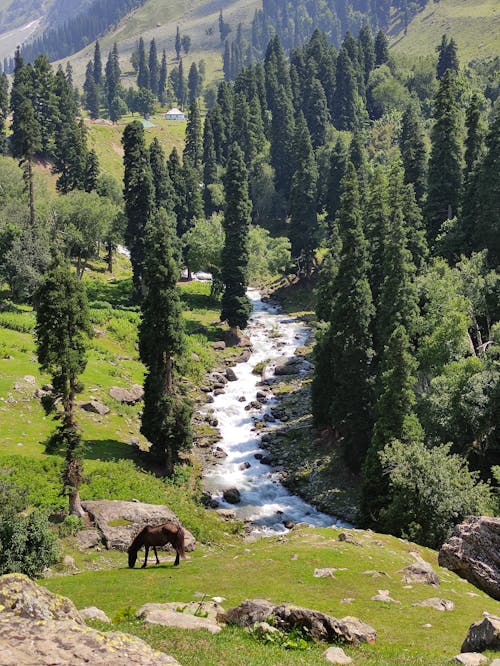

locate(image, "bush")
[[379, 439, 494, 548]]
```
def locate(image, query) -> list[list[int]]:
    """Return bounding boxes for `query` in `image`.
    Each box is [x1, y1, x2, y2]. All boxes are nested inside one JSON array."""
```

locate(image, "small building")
[[165, 107, 185, 120]]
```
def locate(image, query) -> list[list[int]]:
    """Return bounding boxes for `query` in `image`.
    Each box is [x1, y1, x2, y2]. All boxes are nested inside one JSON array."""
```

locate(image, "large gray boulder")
[[461, 615, 500, 653], [137, 603, 224, 634], [439, 516, 500, 600], [0, 574, 179, 666], [226, 599, 376, 645], [399, 553, 439, 586], [81, 500, 196, 553], [109, 384, 144, 404]]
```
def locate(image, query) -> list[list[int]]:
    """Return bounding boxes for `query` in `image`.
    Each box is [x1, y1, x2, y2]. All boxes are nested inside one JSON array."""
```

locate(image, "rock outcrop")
[[0, 574, 179, 666], [461, 615, 500, 653], [81, 500, 196, 553], [226, 599, 376, 645], [439, 516, 500, 600], [399, 553, 439, 586]]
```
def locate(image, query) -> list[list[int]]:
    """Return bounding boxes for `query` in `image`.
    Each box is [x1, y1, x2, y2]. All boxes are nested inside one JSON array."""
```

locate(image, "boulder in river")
[[223, 487, 241, 504]]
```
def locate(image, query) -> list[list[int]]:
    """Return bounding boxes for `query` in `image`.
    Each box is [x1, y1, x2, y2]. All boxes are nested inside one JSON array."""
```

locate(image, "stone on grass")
[[371, 590, 400, 604], [62, 555, 76, 569], [453, 654, 487, 665], [109, 384, 144, 404], [76, 529, 102, 551], [323, 646, 353, 664], [461, 615, 500, 652], [226, 599, 275, 626], [439, 516, 500, 601], [399, 554, 439, 586], [254, 621, 281, 638], [80, 607, 111, 623], [412, 598, 454, 611], [314, 568, 337, 578], [489, 659, 500, 666], [79, 400, 110, 415], [137, 601, 224, 633]]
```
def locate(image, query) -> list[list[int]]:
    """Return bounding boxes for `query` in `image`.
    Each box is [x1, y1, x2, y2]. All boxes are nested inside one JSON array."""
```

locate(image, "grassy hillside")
[[61, 0, 259, 88], [42, 525, 500, 665], [390, 0, 500, 62]]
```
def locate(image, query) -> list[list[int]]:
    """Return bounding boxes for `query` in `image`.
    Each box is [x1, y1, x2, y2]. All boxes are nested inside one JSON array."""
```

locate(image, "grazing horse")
[[128, 522, 186, 568]]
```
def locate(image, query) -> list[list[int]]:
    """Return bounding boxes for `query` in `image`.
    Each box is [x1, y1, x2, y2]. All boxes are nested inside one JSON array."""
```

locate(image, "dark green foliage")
[[361, 325, 422, 526], [333, 48, 363, 131], [303, 78, 329, 148], [426, 71, 464, 242], [122, 120, 154, 298], [364, 166, 390, 307], [137, 37, 150, 90], [379, 439, 492, 548], [374, 30, 389, 66], [175, 26, 182, 60], [105, 43, 122, 120], [325, 137, 349, 229], [0, 508, 58, 578], [313, 162, 375, 470], [400, 102, 427, 205], [464, 93, 486, 175], [202, 117, 219, 216], [93, 40, 103, 85], [158, 50, 168, 105], [289, 113, 318, 273], [35, 257, 92, 515], [221, 144, 252, 330], [149, 138, 174, 211], [188, 62, 201, 104], [149, 38, 159, 96], [270, 86, 295, 196], [436, 34, 459, 80], [139, 210, 191, 474], [0, 73, 9, 154], [184, 99, 203, 170], [84, 149, 100, 192]]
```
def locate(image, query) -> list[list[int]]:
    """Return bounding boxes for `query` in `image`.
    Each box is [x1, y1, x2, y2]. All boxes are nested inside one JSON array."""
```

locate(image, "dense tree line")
[[13, 0, 148, 67]]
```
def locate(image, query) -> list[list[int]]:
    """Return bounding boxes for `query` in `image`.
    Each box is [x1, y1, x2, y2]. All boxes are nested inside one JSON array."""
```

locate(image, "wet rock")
[[283, 520, 295, 530], [256, 390, 268, 399], [274, 357, 304, 376], [254, 453, 264, 460], [236, 350, 252, 363], [263, 413, 275, 422], [239, 462, 251, 470], [223, 487, 241, 504], [213, 389, 225, 396], [259, 455, 273, 465], [205, 394, 214, 403], [226, 368, 238, 382], [238, 396, 246, 402], [213, 447, 228, 458]]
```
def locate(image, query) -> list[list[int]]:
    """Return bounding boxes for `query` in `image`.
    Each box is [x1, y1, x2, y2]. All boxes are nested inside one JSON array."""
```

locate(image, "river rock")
[[109, 384, 144, 404], [461, 615, 500, 652], [438, 516, 500, 600], [81, 500, 195, 552], [213, 341, 226, 351], [0, 574, 179, 665], [226, 368, 238, 382], [274, 357, 304, 376], [223, 487, 241, 504]]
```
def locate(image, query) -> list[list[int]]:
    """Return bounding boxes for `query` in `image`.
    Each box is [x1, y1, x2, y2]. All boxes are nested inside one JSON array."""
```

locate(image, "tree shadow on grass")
[[84, 438, 138, 462], [86, 278, 135, 311]]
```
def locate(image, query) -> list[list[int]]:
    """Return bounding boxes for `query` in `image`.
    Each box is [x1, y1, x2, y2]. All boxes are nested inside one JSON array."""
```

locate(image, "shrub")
[[379, 439, 494, 548]]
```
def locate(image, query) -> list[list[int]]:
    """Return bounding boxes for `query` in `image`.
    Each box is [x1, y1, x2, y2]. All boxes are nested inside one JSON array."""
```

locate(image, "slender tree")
[[184, 99, 203, 170], [400, 102, 427, 205], [149, 137, 174, 211], [137, 37, 150, 90], [149, 38, 159, 96], [158, 50, 167, 105], [122, 121, 154, 299], [35, 257, 92, 516], [221, 143, 252, 333], [140, 210, 191, 475], [93, 40, 103, 85], [175, 26, 182, 61]]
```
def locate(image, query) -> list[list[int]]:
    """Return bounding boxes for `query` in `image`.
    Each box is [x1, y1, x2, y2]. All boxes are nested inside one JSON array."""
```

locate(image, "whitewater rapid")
[[203, 289, 349, 534]]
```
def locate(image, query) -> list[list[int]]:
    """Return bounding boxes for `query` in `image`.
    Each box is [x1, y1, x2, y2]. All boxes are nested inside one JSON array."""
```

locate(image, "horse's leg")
[[142, 545, 149, 568], [174, 549, 180, 566], [153, 546, 160, 565]]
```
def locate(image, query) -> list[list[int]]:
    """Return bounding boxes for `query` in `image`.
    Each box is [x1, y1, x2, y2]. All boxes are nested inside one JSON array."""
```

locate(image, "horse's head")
[[127, 548, 137, 568]]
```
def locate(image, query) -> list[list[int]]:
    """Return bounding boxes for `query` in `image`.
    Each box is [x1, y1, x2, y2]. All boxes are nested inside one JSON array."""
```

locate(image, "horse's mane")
[[128, 526, 148, 552]]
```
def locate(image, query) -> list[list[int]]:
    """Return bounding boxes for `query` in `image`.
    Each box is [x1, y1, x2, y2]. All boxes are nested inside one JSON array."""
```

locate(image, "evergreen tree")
[[122, 121, 154, 298], [375, 162, 420, 356], [333, 48, 361, 131], [140, 210, 191, 475], [149, 39, 159, 95], [325, 137, 349, 229], [374, 30, 389, 66], [35, 257, 92, 516], [426, 71, 464, 242], [361, 324, 422, 525], [400, 102, 427, 205], [31, 55, 58, 156], [0, 72, 8, 154], [176, 58, 187, 107], [158, 50, 167, 105], [202, 117, 219, 216], [105, 43, 122, 119], [464, 93, 486, 175], [10, 58, 41, 226], [184, 99, 203, 170], [175, 26, 182, 60], [303, 77, 329, 148], [289, 112, 318, 275], [149, 137, 174, 211], [93, 41, 103, 85], [221, 144, 252, 332], [137, 37, 150, 90], [270, 85, 295, 197], [84, 61, 100, 118], [358, 24, 375, 83], [84, 150, 100, 193], [436, 34, 459, 80], [474, 109, 500, 264], [313, 162, 375, 470], [364, 165, 390, 308], [187, 62, 201, 103]]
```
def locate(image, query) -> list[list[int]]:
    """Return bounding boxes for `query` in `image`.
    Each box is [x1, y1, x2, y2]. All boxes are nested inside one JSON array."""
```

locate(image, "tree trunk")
[[28, 158, 35, 226], [107, 241, 113, 273], [68, 489, 86, 517]]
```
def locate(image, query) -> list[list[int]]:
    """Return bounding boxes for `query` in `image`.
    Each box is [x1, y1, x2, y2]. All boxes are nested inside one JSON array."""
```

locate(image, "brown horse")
[[128, 523, 186, 568]]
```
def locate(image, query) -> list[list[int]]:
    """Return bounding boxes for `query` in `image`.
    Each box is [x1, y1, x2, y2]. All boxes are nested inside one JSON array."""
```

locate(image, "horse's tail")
[[176, 525, 186, 559]]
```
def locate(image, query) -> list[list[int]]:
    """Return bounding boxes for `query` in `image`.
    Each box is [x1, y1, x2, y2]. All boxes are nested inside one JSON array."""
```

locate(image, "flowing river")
[[203, 289, 349, 534]]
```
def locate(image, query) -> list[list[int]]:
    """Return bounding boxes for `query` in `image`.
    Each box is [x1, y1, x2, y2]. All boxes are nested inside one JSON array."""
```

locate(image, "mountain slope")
[[391, 0, 500, 62]]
